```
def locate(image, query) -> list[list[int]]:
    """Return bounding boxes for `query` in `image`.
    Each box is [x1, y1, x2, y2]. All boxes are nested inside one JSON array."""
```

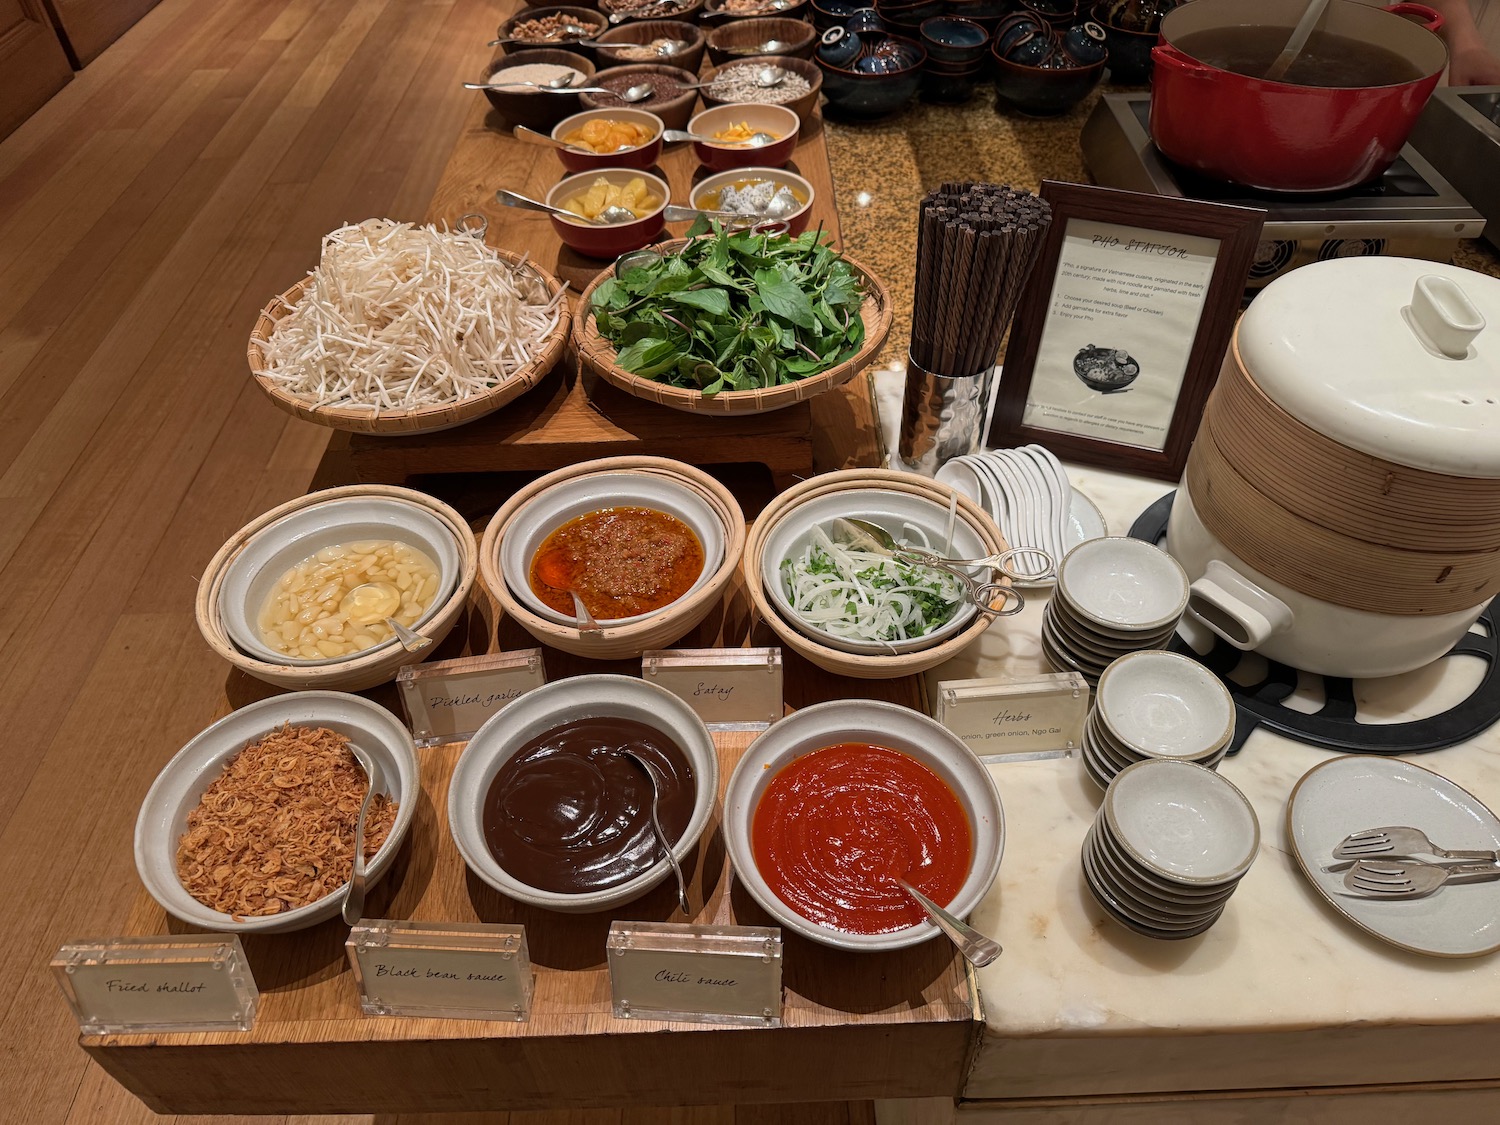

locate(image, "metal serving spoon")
[[671, 65, 787, 92], [725, 39, 795, 55], [465, 79, 644, 98], [622, 748, 691, 915], [513, 124, 647, 153], [898, 878, 1001, 967], [338, 582, 431, 653], [488, 22, 596, 46], [662, 128, 778, 147], [496, 188, 640, 226], [342, 744, 382, 926]]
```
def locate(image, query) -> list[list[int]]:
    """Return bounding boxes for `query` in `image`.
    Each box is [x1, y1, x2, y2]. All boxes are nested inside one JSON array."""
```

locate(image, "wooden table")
[[316, 88, 887, 492]]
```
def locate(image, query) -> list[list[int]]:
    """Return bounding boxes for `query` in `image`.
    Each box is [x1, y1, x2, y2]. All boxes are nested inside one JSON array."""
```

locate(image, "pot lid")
[[1236, 257, 1500, 478]]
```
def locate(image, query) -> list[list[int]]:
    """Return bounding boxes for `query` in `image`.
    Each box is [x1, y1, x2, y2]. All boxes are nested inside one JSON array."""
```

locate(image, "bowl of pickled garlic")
[[550, 107, 665, 172], [545, 168, 670, 258], [217, 493, 464, 666]]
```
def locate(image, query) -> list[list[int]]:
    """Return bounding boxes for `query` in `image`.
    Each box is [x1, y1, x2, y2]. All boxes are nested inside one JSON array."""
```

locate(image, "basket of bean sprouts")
[[247, 219, 571, 435]]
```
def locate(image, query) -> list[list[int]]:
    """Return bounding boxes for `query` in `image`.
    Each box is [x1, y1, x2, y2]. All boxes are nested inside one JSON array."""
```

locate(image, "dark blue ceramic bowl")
[[812, 0, 859, 30], [1020, 0, 1078, 27], [990, 45, 1103, 116], [817, 35, 927, 117], [920, 60, 984, 102], [1091, 4, 1156, 84], [919, 16, 988, 64], [1061, 20, 1107, 65], [944, 0, 1011, 17], [818, 25, 864, 65], [846, 6, 888, 32]]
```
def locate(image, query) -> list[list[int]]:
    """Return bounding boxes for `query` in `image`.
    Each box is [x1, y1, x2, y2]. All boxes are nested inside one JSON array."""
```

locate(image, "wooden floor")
[[0, 1, 879, 1122]]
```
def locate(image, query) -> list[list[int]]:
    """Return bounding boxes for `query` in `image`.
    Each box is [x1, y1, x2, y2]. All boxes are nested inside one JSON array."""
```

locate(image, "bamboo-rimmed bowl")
[[745, 469, 1010, 678], [480, 456, 747, 659], [196, 485, 478, 691], [573, 237, 892, 415], [246, 248, 570, 436]]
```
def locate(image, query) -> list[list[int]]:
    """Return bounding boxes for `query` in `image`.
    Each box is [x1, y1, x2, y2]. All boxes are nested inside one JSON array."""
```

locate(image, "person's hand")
[[1449, 44, 1500, 85]]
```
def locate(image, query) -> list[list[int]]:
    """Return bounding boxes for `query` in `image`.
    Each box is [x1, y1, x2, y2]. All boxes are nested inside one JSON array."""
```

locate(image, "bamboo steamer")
[[196, 486, 479, 692], [1166, 257, 1500, 677], [479, 456, 747, 660], [745, 469, 1011, 679], [246, 249, 570, 436], [573, 238, 893, 415]]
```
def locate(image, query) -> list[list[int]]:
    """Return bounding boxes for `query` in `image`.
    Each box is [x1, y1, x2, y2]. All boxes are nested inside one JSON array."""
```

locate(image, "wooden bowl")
[[700, 55, 823, 126], [479, 456, 747, 660], [704, 0, 811, 21], [592, 20, 707, 72], [705, 16, 819, 66], [196, 486, 479, 692], [478, 49, 597, 132], [573, 236, 892, 415], [744, 470, 1011, 678], [496, 6, 608, 54], [599, 0, 706, 23], [579, 64, 700, 129], [247, 249, 570, 436]]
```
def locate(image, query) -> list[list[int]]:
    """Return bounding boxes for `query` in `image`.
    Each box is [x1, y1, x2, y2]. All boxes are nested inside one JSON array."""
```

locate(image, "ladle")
[[1262, 0, 1331, 83]]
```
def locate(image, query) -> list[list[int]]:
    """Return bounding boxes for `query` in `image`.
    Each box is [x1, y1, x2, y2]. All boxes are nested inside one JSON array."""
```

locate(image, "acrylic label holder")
[[606, 921, 782, 1026], [52, 935, 259, 1035], [934, 672, 1089, 761], [642, 648, 782, 730], [397, 650, 547, 747], [346, 920, 533, 1021]]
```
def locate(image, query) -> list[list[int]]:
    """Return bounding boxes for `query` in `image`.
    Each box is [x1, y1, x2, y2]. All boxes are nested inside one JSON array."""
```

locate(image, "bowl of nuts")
[[496, 7, 608, 55]]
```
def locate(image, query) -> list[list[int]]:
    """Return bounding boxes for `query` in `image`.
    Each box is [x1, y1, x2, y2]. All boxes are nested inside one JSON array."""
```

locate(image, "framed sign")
[[990, 181, 1265, 481]]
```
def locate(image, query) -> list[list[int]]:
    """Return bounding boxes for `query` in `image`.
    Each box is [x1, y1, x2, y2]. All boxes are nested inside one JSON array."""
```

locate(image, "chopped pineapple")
[[559, 176, 662, 222]]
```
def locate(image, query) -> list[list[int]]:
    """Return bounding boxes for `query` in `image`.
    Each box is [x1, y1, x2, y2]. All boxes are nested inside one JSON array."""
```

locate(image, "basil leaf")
[[672, 288, 731, 316], [757, 275, 817, 330]]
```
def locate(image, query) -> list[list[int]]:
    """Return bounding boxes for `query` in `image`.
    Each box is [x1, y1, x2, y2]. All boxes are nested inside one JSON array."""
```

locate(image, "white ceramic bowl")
[[723, 699, 1004, 951], [1056, 536, 1189, 632], [1103, 759, 1259, 887], [134, 692, 419, 933], [499, 471, 727, 627], [448, 674, 719, 913], [1095, 650, 1235, 759], [218, 496, 463, 665], [759, 487, 987, 655]]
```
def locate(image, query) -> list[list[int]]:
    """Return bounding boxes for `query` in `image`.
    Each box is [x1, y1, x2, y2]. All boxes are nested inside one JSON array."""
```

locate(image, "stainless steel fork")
[[1342, 858, 1500, 900], [1333, 826, 1500, 863]]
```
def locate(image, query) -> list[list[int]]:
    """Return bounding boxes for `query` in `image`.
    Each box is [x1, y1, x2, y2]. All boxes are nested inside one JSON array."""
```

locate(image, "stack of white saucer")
[[1083, 759, 1260, 940], [1041, 536, 1191, 686], [1081, 650, 1237, 789]]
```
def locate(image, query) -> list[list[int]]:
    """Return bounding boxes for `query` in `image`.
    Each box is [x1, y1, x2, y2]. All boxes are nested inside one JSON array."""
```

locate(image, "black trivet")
[[1128, 492, 1500, 756]]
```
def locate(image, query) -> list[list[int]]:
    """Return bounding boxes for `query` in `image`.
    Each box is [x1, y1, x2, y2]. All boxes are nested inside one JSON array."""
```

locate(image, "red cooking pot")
[[1149, 0, 1447, 193]]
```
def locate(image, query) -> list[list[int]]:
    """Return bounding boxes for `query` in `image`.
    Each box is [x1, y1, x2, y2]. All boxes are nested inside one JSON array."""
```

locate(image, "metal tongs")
[[830, 517, 1046, 618]]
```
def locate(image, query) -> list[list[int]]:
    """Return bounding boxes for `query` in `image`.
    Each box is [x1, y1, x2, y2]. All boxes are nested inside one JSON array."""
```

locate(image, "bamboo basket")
[[245, 249, 571, 436], [745, 469, 1012, 679], [573, 239, 893, 415], [196, 486, 479, 691], [479, 456, 748, 659]]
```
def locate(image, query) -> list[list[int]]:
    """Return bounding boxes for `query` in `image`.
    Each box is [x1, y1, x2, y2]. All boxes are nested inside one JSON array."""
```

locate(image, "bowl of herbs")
[[572, 220, 893, 414]]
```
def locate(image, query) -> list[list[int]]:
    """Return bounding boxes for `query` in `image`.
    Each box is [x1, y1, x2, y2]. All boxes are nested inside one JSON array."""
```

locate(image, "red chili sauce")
[[751, 743, 971, 934]]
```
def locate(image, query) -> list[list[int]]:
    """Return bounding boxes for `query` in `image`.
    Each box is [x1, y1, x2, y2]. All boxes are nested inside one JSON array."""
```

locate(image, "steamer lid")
[[1236, 256, 1500, 478]]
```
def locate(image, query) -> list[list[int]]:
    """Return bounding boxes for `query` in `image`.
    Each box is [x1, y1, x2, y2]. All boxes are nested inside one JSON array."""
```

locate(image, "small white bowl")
[[218, 496, 462, 665], [759, 487, 986, 655], [1056, 536, 1189, 632], [1095, 650, 1235, 760], [134, 692, 419, 933], [448, 675, 719, 913], [1103, 759, 1259, 888], [499, 471, 727, 627], [723, 699, 1004, 952]]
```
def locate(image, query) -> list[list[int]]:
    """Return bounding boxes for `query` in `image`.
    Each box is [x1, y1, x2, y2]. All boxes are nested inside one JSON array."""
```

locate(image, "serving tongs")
[[1333, 826, 1500, 864], [1342, 858, 1500, 900], [829, 517, 1044, 618]]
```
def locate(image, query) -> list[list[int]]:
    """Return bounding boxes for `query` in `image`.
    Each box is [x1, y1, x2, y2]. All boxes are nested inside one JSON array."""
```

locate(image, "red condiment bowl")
[[545, 168, 671, 259], [687, 166, 815, 236], [551, 107, 665, 172], [685, 103, 799, 171]]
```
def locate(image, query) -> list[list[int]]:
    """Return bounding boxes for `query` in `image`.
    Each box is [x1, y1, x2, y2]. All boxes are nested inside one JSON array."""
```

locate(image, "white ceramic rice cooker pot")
[[1166, 257, 1500, 678]]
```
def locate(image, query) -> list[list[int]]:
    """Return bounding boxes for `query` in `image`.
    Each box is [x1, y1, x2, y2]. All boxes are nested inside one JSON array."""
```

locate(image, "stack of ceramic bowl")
[[1042, 536, 1190, 685], [1083, 759, 1260, 940], [1081, 650, 1236, 789]]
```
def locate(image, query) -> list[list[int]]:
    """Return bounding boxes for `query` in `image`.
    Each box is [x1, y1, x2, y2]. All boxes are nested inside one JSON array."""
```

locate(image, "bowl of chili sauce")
[[725, 699, 1004, 950]]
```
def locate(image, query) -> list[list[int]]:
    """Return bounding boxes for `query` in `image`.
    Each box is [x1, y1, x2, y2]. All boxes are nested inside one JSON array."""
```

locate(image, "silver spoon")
[[898, 878, 1001, 967], [673, 65, 786, 91], [464, 80, 634, 97], [338, 582, 431, 653], [342, 745, 382, 926], [622, 748, 690, 915], [726, 39, 794, 55], [662, 128, 777, 147], [608, 0, 679, 24], [512, 124, 603, 153], [488, 22, 596, 46], [495, 188, 640, 226]]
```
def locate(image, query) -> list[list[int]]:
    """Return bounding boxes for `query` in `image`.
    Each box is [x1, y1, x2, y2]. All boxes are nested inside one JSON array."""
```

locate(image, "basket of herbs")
[[573, 219, 893, 415]]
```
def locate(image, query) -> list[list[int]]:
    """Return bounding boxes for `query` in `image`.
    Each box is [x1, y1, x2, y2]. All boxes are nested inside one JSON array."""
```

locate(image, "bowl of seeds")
[[700, 54, 822, 124]]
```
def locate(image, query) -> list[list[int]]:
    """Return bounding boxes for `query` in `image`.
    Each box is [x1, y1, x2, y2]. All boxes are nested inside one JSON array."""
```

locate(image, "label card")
[[397, 650, 547, 747], [642, 648, 782, 729], [52, 936, 258, 1035], [934, 672, 1089, 762], [607, 921, 782, 1027], [346, 920, 533, 1021]]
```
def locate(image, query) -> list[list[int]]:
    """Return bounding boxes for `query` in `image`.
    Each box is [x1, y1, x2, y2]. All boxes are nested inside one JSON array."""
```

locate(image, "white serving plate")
[[134, 692, 419, 933], [1288, 755, 1500, 958]]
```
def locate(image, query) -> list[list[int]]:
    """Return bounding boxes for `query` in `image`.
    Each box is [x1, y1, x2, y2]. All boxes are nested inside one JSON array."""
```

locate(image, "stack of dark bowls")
[[1091, 0, 1181, 83], [814, 13, 929, 118], [875, 0, 945, 39], [990, 7, 1108, 116], [940, 0, 1013, 37], [919, 17, 990, 103]]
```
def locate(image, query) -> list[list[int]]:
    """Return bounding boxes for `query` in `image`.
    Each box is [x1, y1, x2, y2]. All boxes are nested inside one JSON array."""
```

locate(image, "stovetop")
[[1081, 93, 1485, 242]]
